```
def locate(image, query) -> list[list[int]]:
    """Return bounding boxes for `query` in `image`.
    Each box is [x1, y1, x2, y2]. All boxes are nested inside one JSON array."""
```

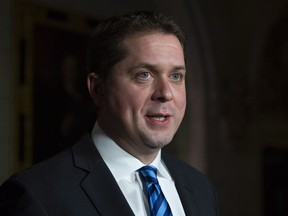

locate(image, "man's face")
[[98, 33, 186, 162]]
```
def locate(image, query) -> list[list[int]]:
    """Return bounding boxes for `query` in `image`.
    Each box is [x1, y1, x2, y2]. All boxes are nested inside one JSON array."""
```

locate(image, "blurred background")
[[0, 0, 287, 215]]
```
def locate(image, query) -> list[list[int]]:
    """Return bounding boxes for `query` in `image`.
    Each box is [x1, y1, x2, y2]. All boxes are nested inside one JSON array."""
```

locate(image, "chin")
[[146, 137, 173, 149]]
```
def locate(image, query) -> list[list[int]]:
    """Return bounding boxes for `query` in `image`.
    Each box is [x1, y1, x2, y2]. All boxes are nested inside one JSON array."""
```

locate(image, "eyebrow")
[[133, 63, 186, 72]]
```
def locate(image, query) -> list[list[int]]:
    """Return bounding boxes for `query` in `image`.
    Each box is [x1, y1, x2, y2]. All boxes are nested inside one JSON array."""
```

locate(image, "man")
[[0, 11, 218, 216]]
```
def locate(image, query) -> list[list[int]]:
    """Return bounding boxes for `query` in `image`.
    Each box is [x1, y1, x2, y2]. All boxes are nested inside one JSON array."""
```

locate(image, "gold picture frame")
[[15, 2, 98, 170]]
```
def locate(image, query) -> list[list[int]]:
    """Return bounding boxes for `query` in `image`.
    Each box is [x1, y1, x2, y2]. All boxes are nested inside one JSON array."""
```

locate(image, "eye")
[[137, 71, 151, 79], [170, 73, 182, 81]]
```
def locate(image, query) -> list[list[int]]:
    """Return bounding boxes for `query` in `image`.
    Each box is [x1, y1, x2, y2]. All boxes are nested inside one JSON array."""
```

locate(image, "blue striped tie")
[[138, 165, 173, 216]]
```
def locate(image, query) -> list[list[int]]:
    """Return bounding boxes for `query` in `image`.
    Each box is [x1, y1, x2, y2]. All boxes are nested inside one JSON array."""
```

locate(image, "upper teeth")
[[153, 117, 165, 121]]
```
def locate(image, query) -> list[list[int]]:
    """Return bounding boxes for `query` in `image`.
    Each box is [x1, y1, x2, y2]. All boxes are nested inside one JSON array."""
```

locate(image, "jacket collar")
[[72, 134, 134, 216], [72, 134, 198, 216], [162, 152, 199, 216]]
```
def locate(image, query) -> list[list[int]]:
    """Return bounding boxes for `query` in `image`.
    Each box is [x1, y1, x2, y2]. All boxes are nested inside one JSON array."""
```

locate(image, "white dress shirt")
[[91, 123, 185, 216]]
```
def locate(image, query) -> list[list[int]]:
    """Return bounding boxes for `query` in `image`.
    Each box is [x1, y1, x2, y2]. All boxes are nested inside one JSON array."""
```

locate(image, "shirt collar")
[[91, 122, 172, 181]]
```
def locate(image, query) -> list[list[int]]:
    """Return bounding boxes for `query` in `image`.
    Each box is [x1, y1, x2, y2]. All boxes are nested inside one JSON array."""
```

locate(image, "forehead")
[[121, 33, 184, 60], [109, 33, 186, 77], [123, 32, 184, 50]]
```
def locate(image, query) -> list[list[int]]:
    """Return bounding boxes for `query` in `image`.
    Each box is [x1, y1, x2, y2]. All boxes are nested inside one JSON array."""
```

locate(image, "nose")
[[151, 77, 173, 102]]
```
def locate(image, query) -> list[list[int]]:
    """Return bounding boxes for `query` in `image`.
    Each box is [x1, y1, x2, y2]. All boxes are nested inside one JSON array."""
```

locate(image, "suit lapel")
[[162, 153, 200, 216], [72, 134, 134, 216], [80, 162, 134, 216], [71, 134, 202, 216]]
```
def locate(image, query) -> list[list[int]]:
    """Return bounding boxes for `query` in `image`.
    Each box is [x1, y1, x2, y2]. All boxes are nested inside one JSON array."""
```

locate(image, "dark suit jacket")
[[0, 134, 219, 216]]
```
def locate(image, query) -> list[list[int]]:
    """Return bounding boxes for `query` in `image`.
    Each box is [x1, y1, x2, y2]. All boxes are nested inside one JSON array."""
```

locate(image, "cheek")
[[174, 88, 186, 111], [126, 90, 148, 112], [110, 87, 148, 114]]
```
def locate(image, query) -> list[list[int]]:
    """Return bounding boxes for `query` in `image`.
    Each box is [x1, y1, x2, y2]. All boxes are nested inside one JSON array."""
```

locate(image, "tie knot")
[[138, 165, 159, 184]]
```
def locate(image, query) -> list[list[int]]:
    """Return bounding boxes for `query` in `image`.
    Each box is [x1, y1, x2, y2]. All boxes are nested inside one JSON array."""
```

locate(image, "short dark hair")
[[87, 11, 185, 79]]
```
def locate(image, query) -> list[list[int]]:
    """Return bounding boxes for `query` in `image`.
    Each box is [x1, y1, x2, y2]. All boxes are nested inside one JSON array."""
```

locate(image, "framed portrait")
[[15, 2, 98, 169]]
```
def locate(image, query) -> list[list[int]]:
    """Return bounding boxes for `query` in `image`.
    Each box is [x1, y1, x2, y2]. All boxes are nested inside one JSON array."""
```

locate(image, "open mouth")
[[151, 116, 166, 122], [146, 114, 171, 124]]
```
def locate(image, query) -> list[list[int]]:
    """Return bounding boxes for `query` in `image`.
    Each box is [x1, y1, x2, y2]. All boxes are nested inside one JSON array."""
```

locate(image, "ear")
[[87, 72, 104, 107]]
